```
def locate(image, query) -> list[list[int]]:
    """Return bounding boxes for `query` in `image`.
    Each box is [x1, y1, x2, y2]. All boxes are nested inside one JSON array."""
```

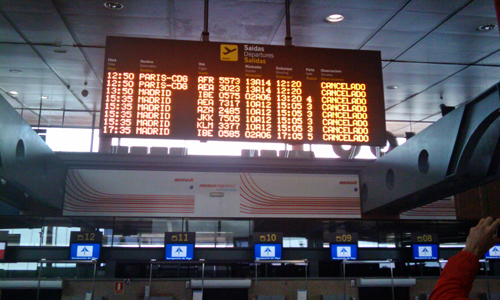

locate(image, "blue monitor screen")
[[485, 244, 500, 259], [70, 243, 101, 260], [254, 244, 282, 260], [413, 244, 438, 260], [331, 244, 357, 260], [165, 244, 194, 260]]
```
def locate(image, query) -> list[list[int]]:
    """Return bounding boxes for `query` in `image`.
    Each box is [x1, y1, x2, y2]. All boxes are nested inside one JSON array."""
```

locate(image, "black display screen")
[[101, 36, 386, 145]]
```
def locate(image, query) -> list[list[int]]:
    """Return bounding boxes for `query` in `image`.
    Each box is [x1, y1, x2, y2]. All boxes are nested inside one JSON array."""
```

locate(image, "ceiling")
[[0, 0, 499, 138]]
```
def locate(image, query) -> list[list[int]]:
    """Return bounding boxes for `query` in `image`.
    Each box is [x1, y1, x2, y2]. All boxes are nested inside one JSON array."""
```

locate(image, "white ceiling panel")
[[292, 0, 409, 11], [404, 0, 471, 13], [4, 11, 75, 45], [0, 14, 26, 43], [457, 0, 497, 17]]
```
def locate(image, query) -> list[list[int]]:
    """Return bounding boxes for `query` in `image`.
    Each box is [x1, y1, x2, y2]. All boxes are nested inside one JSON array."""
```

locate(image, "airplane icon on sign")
[[80, 247, 90, 256], [171, 246, 188, 258], [337, 247, 351, 257], [223, 47, 237, 55], [418, 246, 432, 257]]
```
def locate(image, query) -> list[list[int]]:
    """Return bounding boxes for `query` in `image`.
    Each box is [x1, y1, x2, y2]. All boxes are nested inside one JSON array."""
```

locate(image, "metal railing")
[[36, 259, 97, 300], [254, 259, 309, 298], [147, 259, 206, 300]]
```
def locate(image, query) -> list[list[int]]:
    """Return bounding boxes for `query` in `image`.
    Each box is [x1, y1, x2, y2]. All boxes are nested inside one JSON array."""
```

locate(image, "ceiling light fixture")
[[54, 49, 67, 54], [326, 14, 344, 23], [82, 81, 89, 97], [40, 96, 48, 99], [104, 2, 124, 10], [387, 85, 398, 90], [9, 91, 18, 95], [9, 69, 22, 73], [478, 24, 497, 31]]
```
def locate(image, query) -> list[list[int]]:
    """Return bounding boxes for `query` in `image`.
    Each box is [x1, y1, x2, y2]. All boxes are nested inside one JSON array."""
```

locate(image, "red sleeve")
[[429, 251, 479, 300]]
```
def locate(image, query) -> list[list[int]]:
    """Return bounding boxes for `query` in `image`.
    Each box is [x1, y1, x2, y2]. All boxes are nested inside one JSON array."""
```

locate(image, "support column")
[[99, 137, 112, 153], [495, 0, 500, 33]]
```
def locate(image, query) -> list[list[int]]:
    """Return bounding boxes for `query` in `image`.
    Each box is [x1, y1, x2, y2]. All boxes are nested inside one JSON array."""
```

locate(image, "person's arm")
[[429, 217, 500, 300], [429, 251, 478, 300]]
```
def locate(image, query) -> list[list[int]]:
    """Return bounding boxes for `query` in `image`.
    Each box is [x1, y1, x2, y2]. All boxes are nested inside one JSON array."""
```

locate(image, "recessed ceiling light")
[[104, 1, 124, 10], [40, 96, 48, 99], [326, 14, 344, 23], [9, 91, 18, 95], [478, 24, 497, 31], [387, 85, 399, 90], [9, 69, 22, 73]]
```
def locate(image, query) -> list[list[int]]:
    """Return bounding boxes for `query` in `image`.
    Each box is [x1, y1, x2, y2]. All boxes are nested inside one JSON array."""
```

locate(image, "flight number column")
[[197, 76, 215, 137], [244, 78, 272, 139], [218, 77, 241, 138], [103, 72, 134, 135], [276, 80, 304, 141], [321, 82, 369, 142]]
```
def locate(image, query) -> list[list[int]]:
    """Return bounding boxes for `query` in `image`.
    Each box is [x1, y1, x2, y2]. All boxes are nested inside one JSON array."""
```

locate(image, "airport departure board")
[[100, 36, 386, 145]]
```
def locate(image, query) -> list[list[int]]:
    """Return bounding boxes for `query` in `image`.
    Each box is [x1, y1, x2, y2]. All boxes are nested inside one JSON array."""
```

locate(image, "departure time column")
[[102, 72, 134, 135]]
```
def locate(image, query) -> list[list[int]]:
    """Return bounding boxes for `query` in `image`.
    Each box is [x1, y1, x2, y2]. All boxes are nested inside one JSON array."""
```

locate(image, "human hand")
[[463, 217, 500, 258]]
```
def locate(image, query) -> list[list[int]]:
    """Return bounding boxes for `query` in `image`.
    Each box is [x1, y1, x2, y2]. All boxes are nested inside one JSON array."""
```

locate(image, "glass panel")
[[0, 216, 42, 246], [283, 237, 307, 248], [45, 128, 93, 152], [41, 217, 79, 247], [396, 221, 438, 248], [322, 220, 378, 248], [39, 261, 103, 279], [69, 217, 115, 247], [188, 219, 217, 232], [376, 221, 397, 248], [141, 218, 183, 248], [215, 232, 234, 248], [438, 220, 476, 247], [0, 262, 38, 278], [113, 218, 148, 248], [113, 218, 183, 247], [188, 220, 218, 248], [220, 220, 251, 247]]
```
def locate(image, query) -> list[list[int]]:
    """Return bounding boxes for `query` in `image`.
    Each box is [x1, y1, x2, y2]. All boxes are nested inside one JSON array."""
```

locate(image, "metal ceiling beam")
[[51, 0, 103, 86], [360, 82, 500, 215]]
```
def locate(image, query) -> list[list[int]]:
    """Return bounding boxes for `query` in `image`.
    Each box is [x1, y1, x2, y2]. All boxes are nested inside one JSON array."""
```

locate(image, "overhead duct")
[[190, 279, 252, 288], [0, 94, 67, 213], [360, 83, 500, 215], [356, 278, 416, 287]]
